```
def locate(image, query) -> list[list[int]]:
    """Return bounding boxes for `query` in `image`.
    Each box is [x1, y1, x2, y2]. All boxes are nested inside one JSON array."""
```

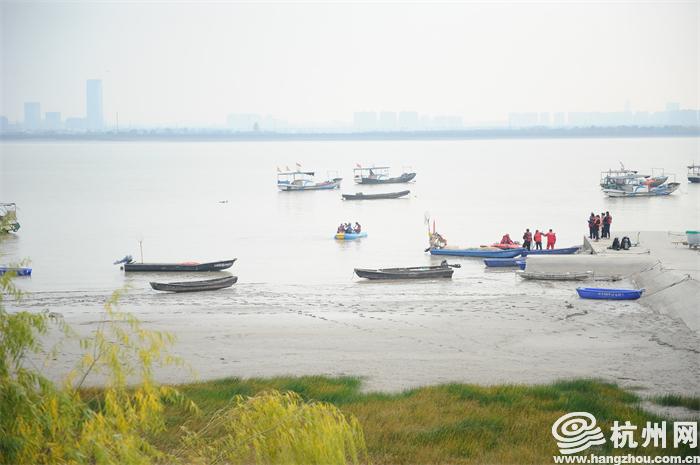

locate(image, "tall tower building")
[[86, 79, 103, 130], [23, 102, 41, 130]]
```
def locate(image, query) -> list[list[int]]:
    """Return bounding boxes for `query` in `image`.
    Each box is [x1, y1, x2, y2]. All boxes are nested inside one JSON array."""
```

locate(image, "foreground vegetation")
[[161, 376, 698, 464]]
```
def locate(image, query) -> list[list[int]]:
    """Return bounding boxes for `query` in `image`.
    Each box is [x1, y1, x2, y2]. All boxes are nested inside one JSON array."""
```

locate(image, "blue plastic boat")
[[430, 248, 524, 258], [0, 266, 32, 276], [335, 232, 367, 240], [521, 246, 580, 257], [576, 287, 645, 300], [483, 258, 526, 269]]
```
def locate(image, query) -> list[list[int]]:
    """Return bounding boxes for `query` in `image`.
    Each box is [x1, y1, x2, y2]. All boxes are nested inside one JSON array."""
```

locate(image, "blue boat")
[[576, 287, 645, 300], [335, 232, 367, 240], [430, 248, 524, 258], [483, 258, 526, 268], [521, 246, 580, 257], [0, 266, 32, 276]]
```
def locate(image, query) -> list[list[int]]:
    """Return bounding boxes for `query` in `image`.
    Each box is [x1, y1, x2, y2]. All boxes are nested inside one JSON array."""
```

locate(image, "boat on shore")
[[430, 247, 524, 258], [353, 166, 416, 184], [576, 287, 644, 300], [335, 231, 367, 240], [688, 164, 700, 183], [116, 257, 236, 272], [0, 266, 32, 276], [483, 258, 526, 268], [342, 190, 410, 200], [0, 203, 20, 233], [150, 275, 238, 292], [521, 246, 580, 256], [277, 170, 342, 191], [518, 270, 593, 281], [354, 261, 459, 280]]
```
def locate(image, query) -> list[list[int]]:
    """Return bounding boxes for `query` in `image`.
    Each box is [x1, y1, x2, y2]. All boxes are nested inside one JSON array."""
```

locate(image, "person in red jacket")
[[533, 230, 543, 250], [543, 229, 556, 250]]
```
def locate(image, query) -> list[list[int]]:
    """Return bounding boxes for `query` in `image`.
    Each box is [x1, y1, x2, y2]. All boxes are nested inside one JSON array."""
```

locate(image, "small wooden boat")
[[521, 246, 580, 256], [0, 266, 32, 276], [335, 232, 367, 240], [354, 261, 459, 280], [353, 167, 416, 184], [342, 190, 410, 200], [121, 259, 236, 272], [517, 270, 593, 281], [430, 247, 524, 258], [277, 170, 342, 191], [576, 287, 644, 300], [150, 276, 238, 292]]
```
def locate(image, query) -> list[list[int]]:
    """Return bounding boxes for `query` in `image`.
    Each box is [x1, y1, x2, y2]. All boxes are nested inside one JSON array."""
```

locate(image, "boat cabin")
[[277, 170, 316, 187], [353, 166, 391, 182], [0, 203, 20, 233]]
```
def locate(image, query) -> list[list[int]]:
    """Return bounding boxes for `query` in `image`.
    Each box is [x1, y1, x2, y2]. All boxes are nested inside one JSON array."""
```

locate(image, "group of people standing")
[[588, 212, 612, 240], [521, 228, 556, 250]]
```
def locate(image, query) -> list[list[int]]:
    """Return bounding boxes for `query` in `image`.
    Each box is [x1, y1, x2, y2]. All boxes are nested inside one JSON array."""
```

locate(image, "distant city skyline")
[[1, 2, 697, 127]]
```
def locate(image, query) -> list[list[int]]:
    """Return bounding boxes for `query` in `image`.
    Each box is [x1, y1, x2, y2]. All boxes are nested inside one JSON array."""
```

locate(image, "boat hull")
[[278, 179, 342, 191], [0, 266, 32, 276], [483, 258, 526, 268], [355, 266, 453, 280], [521, 246, 580, 256], [356, 173, 416, 184], [430, 248, 524, 258], [342, 190, 410, 200], [150, 276, 238, 292], [603, 182, 680, 197], [519, 271, 593, 281], [576, 287, 644, 300], [688, 176, 700, 183], [335, 232, 367, 240], [124, 259, 236, 272]]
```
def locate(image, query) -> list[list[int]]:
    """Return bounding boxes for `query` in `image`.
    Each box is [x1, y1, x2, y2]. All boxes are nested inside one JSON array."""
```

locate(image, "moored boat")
[[430, 247, 524, 258], [342, 190, 410, 200], [518, 270, 593, 281], [150, 276, 238, 292], [353, 166, 416, 184], [277, 170, 342, 191], [354, 261, 459, 280], [0, 203, 20, 233], [688, 164, 700, 183], [576, 287, 644, 300], [0, 266, 32, 276], [483, 258, 526, 268], [521, 246, 580, 256], [116, 257, 236, 272], [335, 232, 367, 240], [603, 182, 680, 197]]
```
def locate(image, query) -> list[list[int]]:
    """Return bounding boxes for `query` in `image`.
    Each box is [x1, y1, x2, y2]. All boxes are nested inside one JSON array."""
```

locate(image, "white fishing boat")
[[277, 169, 342, 191], [687, 164, 700, 183], [600, 164, 667, 191]]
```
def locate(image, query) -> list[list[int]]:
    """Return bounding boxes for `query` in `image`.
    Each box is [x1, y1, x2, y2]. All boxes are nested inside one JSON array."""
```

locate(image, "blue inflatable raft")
[[335, 232, 367, 240]]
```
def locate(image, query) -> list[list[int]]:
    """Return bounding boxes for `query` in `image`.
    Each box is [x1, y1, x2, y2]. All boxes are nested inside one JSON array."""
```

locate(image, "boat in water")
[[599, 164, 667, 190], [115, 256, 236, 272], [483, 258, 527, 269], [342, 190, 410, 200], [354, 261, 459, 280], [430, 247, 524, 258], [0, 266, 32, 276], [335, 231, 367, 240], [353, 166, 416, 184], [518, 270, 593, 281], [277, 170, 342, 191], [688, 164, 700, 183], [576, 287, 644, 300], [0, 203, 20, 233], [521, 246, 580, 256], [150, 275, 238, 292], [603, 181, 680, 197]]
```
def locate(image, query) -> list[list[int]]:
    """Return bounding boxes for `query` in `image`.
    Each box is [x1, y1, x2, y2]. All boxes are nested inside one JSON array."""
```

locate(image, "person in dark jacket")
[[522, 228, 532, 250], [588, 213, 595, 239]]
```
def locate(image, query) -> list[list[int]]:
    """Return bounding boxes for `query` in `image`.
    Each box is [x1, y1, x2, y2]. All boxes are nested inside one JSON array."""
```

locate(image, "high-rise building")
[[353, 112, 377, 132], [44, 112, 62, 130], [24, 102, 41, 130], [86, 79, 103, 130]]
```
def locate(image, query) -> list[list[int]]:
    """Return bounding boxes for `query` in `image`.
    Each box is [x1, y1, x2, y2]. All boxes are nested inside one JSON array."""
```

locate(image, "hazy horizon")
[[1, 1, 698, 126]]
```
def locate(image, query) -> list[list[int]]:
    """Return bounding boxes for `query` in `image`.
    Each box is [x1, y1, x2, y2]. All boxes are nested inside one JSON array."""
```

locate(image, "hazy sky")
[[1, 1, 698, 126]]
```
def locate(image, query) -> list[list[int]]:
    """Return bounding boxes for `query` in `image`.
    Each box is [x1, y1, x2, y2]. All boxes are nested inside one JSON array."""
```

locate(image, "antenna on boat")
[[139, 239, 144, 263]]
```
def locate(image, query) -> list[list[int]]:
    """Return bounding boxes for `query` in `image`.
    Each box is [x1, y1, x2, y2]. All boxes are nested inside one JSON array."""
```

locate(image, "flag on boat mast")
[[356, 163, 362, 168], [276, 166, 281, 172], [296, 162, 302, 169]]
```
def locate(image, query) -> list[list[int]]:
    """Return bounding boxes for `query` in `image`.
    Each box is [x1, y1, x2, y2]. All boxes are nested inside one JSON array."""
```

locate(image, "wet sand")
[[20, 273, 700, 396]]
